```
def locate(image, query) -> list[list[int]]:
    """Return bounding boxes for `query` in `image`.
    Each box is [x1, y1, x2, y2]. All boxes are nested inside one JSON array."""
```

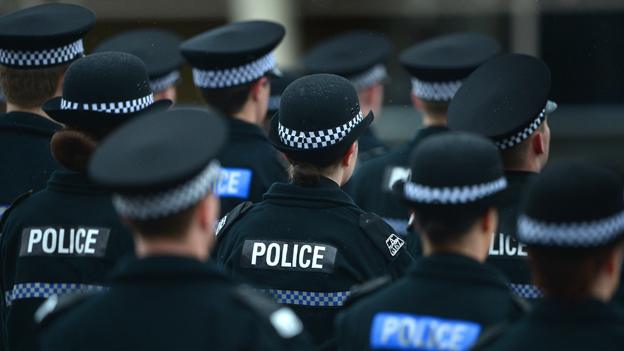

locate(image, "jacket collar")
[[0, 111, 61, 136], [504, 170, 537, 185], [112, 255, 231, 284], [46, 170, 108, 196], [226, 115, 268, 140], [264, 176, 358, 208], [531, 298, 624, 323], [409, 125, 449, 148]]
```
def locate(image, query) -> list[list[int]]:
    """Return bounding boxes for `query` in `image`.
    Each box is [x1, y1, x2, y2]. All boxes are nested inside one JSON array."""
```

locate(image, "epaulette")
[[0, 190, 33, 232], [215, 201, 253, 240], [343, 275, 392, 307], [234, 285, 304, 339], [34, 291, 97, 327], [359, 213, 408, 261]]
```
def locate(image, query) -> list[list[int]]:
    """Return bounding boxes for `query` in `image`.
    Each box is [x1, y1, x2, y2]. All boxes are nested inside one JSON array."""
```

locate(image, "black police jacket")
[[214, 177, 413, 348], [481, 299, 624, 351], [357, 128, 388, 163], [216, 117, 288, 216], [0, 112, 60, 213], [335, 254, 527, 351], [38, 256, 313, 351], [0, 171, 134, 351], [487, 171, 538, 300]]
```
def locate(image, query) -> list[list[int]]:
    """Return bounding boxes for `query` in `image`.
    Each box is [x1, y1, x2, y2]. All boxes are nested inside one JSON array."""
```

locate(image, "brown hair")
[[200, 78, 264, 116], [124, 204, 199, 239], [0, 65, 67, 108], [51, 129, 99, 173], [288, 158, 342, 186], [412, 205, 489, 246], [420, 99, 450, 118], [500, 120, 547, 169]]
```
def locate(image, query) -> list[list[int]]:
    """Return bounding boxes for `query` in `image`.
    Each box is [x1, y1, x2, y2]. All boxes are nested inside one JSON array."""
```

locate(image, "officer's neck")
[[421, 113, 447, 128], [420, 230, 491, 263], [233, 100, 264, 127], [133, 230, 211, 262], [6, 102, 51, 120]]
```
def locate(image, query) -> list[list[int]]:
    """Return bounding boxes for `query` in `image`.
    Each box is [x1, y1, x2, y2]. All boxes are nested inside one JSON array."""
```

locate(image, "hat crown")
[[62, 52, 152, 104]]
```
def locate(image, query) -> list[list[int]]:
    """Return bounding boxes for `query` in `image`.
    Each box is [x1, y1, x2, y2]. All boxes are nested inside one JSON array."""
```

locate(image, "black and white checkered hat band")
[[278, 111, 365, 150], [268, 96, 281, 111], [113, 160, 221, 220], [518, 211, 624, 247], [0, 39, 84, 67], [192, 52, 276, 89], [350, 64, 388, 91], [411, 78, 462, 102], [495, 101, 557, 150], [403, 177, 507, 204], [149, 71, 181, 93], [60, 94, 154, 115]]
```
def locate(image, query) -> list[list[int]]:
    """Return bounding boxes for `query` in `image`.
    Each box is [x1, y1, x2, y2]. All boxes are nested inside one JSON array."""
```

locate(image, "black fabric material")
[[399, 32, 500, 81], [0, 112, 60, 208], [335, 254, 526, 351], [357, 128, 388, 162], [482, 299, 624, 351], [37, 256, 312, 350], [0, 170, 135, 351], [214, 177, 412, 347], [268, 70, 300, 115], [303, 31, 391, 78], [94, 29, 184, 80], [448, 54, 551, 141]]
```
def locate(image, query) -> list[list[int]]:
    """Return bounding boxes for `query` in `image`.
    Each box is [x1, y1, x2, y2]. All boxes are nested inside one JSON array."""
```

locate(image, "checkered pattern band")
[[4, 282, 107, 306], [113, 160, 221, 220], [149, 70, 181, 93], [278, 110, 365, 150], [411, 77, 462, 102], [350, 64, 388, 91], [268, 96, 281, 111], [509, 283, 543, 299], [0, 39, 85, 67], [257, 288, 350, 308], [60, 94, 154, 115], [192, 52, 276, 89], [494, 102, 555, 150], [517, 210, 624, 247], [403, 177, 507, 204]]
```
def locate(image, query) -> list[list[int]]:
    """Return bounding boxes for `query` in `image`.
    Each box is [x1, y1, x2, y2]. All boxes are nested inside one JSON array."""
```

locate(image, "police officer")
[[347, 33, 500, 237], [0, 52, 170, 351], [180, 21, 289, 216], [94, 29, 185, 103], [336, 132, 526, 351], [37, 108, 312, 351], [303, 31, 392, 162], [0, 4, 95, 214], [214, 74, 412, 348], [447, 54, 558, 300], [480, 162, 624, 350]]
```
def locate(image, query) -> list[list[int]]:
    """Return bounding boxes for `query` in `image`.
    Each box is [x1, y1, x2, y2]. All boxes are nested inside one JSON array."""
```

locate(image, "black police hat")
[[518, 162, 624, 247], [94, 29, 185, 93], [303, 31, 391, 91], [268, 69, 300, 115], [0, 3, 95, 69], [448, 54, 558, 150], [399, 32, 500, 102], [180, 20, 284, 90], [393, 132, 506, 208], [268, 73, 374, 166], [43, 52, 172, 129], [89, 108, 227, 220]]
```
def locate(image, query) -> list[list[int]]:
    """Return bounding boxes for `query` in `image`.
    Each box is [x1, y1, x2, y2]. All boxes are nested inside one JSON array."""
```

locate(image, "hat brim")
[[268, 110, 374, 166], [43, 97, 172, 129]]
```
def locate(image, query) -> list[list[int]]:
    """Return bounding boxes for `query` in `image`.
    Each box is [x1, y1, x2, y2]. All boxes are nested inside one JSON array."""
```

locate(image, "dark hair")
[[124, 204, 199, 240], [288, 157, 343, 186], [500, 119, 547, 169], [0, 64, 67, 108], [50, 126, 116, 173], [420, 99, 450, 118], [200, 78, 265, 116], [528, 242, 620, 303], [412, 205, 489, 246]]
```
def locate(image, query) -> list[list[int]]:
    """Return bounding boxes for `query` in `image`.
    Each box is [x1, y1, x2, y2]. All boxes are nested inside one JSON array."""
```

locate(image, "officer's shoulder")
[[215, 201, 254, 239], [233, 285, 304, 339], [358, 212, 407, 261], [1, 190, 34, 229], [344, 275, 393, 308], [35, 291, 98, 328]]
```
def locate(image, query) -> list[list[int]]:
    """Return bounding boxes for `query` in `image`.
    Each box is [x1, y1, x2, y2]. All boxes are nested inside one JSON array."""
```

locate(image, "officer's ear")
[[480, 207, 498, 237], [249, 76, 270, 102], [342, 142, 358, 167], [531, 130, 546, 156], [411, 94, 424, 111], [196, 194, 220, 234]]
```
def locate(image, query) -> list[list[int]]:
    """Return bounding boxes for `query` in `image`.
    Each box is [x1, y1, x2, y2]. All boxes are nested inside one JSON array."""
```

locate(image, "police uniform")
[[94, 29, 184, 100], [180, 21, 289, 216], [336, 132, 526, 351], [214, 74, 413, 348], [347, 33, 500, 237], [480, 162, 624, 350], [0, 52, 170, 351], [448, 54, 558, 299], [303, 31, 392, 162], [0, 4, 95, 213], [36, 108, 311, 350]]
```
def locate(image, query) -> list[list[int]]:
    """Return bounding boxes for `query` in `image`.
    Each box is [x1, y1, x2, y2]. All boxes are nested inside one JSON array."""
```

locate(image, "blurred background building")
[[2, 0, 624, 165]]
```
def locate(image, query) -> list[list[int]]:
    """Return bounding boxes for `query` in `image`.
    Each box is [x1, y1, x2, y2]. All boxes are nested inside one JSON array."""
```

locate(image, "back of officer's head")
[[0, 65, 67, 109], [395, 132, 506, 251], [518, 161, 624, 303]]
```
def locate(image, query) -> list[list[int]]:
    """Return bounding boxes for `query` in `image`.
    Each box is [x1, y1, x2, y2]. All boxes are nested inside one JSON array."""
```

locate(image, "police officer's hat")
[[518, 162, 624, 247], [43, 52, 172, 129], [268, 74, 374, 166], [89, 108, 226, 220], [0, 3, 95, 69], [180, 20, 284, 90], [303, 31, 391, 91], [268, 70, 300, 115], [393, 132, 507, 209], [94, 29, 185, 93], [399, 32, 500, 102], [448, 54, 558, 150]]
